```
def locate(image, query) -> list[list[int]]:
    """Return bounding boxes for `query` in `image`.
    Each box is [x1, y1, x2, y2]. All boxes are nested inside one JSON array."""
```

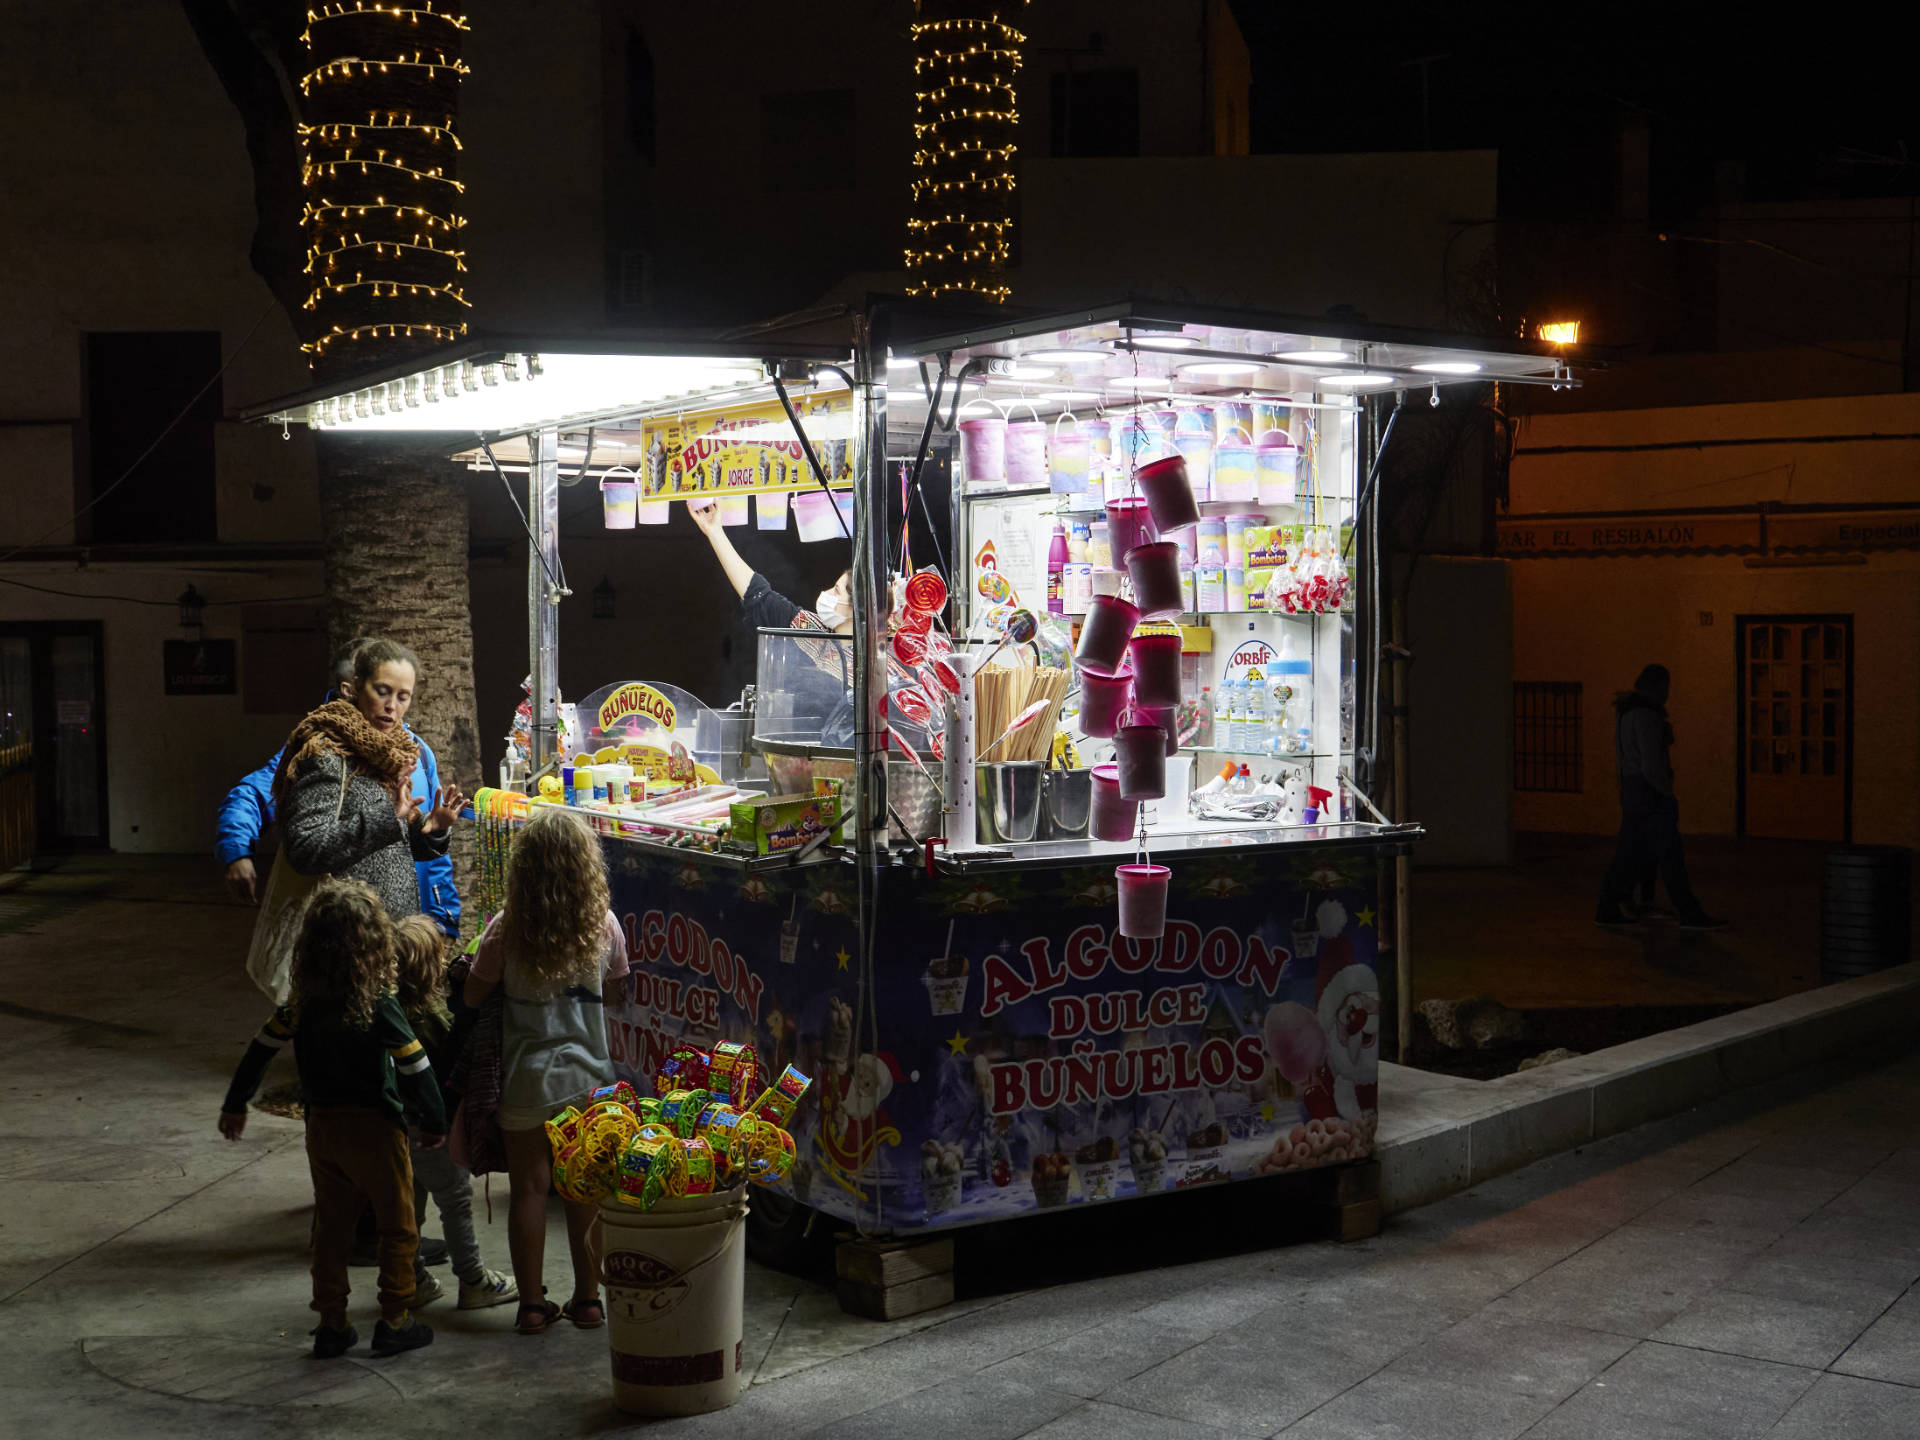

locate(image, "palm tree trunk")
[[318, 432, 481, 927]]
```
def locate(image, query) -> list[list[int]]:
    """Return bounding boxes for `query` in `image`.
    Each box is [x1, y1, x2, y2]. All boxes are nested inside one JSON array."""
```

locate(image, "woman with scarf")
[[1595, 664, 1726, 931], [275, 639, 465, 919]]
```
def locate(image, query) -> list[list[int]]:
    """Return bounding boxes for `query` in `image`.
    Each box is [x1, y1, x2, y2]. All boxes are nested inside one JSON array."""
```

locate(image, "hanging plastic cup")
[[1125, 540, 1184, 620], [1134, 454, 1201, 533], [792, 490, 841, 542], [1115, 862, 1171, 939], [716, 492, 750, 526], [1076, 665, 1133, 739], [1256, 431, 1299, 505], [1112, 723, 1168, 800], [1105, 495, 1158, 557], [959, 414, 1007, 487], [1131, 700, 1182, 756], [1088, 763, 1135, 842], [599, 469, 639, 529], [1074, 593, 1140, 675], [1214, 426, 1258, 502], [1127, 626, 1183, 706], [756, 490, 790, 530], [1006, 402, 1048, 488], [1048, 412, 1091, 495]]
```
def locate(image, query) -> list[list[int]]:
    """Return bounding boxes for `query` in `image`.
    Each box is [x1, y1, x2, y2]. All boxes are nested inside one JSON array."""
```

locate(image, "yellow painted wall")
[[1507, 393, 1920, 846]]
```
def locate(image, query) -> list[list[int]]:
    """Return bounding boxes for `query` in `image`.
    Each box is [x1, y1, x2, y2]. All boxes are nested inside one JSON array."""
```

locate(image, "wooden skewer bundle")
[[974, 656, 1071, 764]]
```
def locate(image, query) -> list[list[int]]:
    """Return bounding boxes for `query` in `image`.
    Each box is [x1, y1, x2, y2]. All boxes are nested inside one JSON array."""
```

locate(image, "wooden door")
[[1739, 616, 1850, 842]]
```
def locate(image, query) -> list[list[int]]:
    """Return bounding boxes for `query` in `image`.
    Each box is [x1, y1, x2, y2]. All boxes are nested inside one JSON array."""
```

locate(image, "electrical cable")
[[0, 574, 325, 606], [1344, 395, 1404, 559], [478, 436, 570, 596], [0, 297, 280, 565], [771, 375, 851, 539], [935, 357, 989, 432], [897, 356, 950, 578]]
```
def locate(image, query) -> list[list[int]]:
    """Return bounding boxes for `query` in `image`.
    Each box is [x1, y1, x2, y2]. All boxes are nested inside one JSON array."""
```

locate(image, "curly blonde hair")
[[392, 914, 449, 1023], [503, 807, 609, 993], [289, 878, 396, 1029]]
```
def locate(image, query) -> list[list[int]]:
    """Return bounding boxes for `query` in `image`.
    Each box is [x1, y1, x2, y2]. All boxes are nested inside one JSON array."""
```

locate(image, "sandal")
[[516, 1300, 560, 1335], [562, 1296, 605, 1329]]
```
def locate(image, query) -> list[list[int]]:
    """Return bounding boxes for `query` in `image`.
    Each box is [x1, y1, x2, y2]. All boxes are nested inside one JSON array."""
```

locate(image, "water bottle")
[[1226, 677, 1246, 751], [1210, 683, 1230, 750], [1244, 673, 1266, 755], [1276, 635, 1313, 755]]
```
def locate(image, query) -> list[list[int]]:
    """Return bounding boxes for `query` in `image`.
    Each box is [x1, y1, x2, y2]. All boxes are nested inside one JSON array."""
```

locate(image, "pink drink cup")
[[1131, 702, 1181, 755], [1133, 454, 1201, 533], [1113, 724, 1167, 800], [1075, 593, 1139, 674], [1105, 495, 1158, 557], [1116, 863, 1171, 939], [1077, 666, 1134, 739], [1126, 541, 1184, 619], [1127, 630, 1183, 706], [1089, 763, 1135, 842]]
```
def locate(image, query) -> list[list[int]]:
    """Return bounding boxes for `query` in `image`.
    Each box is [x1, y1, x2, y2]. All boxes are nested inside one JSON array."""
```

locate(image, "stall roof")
[[243, 332, 855, 440]]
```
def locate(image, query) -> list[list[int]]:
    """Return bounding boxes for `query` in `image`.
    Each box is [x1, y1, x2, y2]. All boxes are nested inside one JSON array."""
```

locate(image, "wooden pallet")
[[835, 1235, 955, 1321]]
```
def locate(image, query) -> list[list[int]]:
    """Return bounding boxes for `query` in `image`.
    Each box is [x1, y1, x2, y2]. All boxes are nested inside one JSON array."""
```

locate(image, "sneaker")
[[458, 1268, 520, 1310], [311, 1323, 358, 1359], [1678, 912, 1729, 931], [371, 1314, 434, 1357], [413, 1269, 445, 1307], [418, 1236, 450, 1267]]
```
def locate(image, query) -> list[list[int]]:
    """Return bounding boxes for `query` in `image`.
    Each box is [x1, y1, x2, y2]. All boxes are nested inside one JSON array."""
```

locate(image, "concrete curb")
[[1375, 962, 1920, 1214]]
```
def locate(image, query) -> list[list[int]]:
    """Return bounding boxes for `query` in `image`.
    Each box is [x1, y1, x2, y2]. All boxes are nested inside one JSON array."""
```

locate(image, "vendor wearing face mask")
[[689, 499, 930, 752], [689, 499, 851, 635]]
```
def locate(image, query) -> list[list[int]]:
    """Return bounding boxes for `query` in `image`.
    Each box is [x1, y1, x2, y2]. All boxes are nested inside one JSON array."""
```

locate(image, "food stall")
[[253, 305, 1576, 1247]]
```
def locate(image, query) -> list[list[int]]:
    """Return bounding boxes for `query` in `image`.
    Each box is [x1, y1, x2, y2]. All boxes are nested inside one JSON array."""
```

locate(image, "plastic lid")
[[1275, 660, 1311, 674]]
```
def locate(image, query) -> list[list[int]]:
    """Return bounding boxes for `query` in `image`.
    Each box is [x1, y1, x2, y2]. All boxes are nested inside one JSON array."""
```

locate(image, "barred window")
[[1514, 682, 1583, 793]]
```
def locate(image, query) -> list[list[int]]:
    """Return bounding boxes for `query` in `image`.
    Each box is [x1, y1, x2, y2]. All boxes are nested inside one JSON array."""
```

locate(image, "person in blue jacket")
[[218, 637, 461, 938]]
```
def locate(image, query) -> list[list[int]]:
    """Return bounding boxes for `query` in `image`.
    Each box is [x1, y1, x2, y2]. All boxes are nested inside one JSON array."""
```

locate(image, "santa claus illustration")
[[1311, 899, 1379, 1120], [817, 1038, 907, 1197]]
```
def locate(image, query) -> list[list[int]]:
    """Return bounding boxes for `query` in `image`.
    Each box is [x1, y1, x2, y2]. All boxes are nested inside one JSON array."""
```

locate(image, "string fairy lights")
[[300, 1, 469, 374], [905, 4, 1029, 304]]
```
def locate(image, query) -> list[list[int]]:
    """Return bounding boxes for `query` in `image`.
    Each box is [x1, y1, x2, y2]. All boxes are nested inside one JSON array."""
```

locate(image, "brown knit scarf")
[[271, 699, 420, 814]]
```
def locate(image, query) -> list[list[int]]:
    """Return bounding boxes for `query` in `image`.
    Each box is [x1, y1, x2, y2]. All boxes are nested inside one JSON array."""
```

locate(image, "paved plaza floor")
[[4, 856, 1918, 1438]]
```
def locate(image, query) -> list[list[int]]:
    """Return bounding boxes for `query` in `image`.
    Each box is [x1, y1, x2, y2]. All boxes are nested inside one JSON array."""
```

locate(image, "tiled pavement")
[[3, 857, 1918, 1438]]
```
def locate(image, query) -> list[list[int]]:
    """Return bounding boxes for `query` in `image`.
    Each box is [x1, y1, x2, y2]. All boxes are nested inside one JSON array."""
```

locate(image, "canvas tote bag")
[[243, 762, 349, 1003]]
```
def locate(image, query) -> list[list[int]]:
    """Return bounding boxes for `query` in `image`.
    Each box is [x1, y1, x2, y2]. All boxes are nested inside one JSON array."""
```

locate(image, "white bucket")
[[601, 1187, 750, 1417]]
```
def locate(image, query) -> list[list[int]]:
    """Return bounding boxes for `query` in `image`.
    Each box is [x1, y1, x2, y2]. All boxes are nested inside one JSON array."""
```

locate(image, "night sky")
[[1230, 6, 1916, 219]]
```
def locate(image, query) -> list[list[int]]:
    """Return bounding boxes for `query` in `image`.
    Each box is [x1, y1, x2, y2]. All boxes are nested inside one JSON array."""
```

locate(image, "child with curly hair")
[[462, 807, 629, 1335], [390, 915, 517, 1312], [220, 878, 446, 1358]]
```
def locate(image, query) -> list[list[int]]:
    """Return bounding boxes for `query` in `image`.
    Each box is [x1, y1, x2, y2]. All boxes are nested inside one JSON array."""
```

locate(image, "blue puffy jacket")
[[215, 729, 461, 938]]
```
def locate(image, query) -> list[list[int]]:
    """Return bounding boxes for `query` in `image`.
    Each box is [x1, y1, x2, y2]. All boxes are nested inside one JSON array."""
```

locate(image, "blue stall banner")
[[603, 843, 1381, 1231]]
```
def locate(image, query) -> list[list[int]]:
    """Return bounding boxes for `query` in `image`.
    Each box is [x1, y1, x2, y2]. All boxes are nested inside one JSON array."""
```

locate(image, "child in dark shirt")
[[391, 915, 516, 1311], [220, 879, 447, 1358]]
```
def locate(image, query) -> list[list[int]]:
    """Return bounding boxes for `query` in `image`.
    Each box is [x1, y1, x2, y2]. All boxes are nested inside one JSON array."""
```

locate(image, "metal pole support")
[[527, 426, 562, 777]]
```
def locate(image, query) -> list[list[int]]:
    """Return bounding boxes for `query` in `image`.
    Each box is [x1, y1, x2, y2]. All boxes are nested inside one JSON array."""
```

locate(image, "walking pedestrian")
[[1596, 663, 1728, 930], [390, 915, 517, 1313], [218, 879, 446, 1358], [460, 807, 629, 1336]]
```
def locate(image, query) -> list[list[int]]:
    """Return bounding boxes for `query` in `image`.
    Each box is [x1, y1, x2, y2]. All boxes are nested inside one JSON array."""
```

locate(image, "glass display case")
[[917, 316, 1379, 849], [752, 627, 942, 841]]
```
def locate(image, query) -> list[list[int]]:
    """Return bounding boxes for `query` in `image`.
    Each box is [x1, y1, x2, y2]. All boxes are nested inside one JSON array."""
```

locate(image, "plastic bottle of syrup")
[[1046, 520, 1069, 615]]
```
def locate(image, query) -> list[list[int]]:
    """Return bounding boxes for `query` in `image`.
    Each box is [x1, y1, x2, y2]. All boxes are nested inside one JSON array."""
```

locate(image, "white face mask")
[[815, 590, 848, 627]]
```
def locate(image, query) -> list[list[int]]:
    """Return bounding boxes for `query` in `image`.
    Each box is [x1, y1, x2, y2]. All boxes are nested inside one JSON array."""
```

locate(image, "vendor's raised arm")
[[689, 499, 756, 601]]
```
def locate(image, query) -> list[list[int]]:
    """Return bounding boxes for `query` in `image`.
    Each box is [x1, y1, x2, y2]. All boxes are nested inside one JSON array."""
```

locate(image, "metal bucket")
[[976, 762, 1045, 844], [1042, 769, 1092, 839]]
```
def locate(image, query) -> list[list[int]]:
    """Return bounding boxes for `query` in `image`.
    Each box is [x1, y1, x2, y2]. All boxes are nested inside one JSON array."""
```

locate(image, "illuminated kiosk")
[[250, 306, 1580, 1254]]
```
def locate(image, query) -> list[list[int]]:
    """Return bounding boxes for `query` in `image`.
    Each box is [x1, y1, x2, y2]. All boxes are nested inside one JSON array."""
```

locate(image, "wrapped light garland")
[[548, 1052, 812, 1211]]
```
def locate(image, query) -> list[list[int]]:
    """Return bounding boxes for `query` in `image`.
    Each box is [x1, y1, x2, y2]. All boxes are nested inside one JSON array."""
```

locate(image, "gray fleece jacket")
[[280, 752, 449, 919], [1615, 704, 1674, 797]]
